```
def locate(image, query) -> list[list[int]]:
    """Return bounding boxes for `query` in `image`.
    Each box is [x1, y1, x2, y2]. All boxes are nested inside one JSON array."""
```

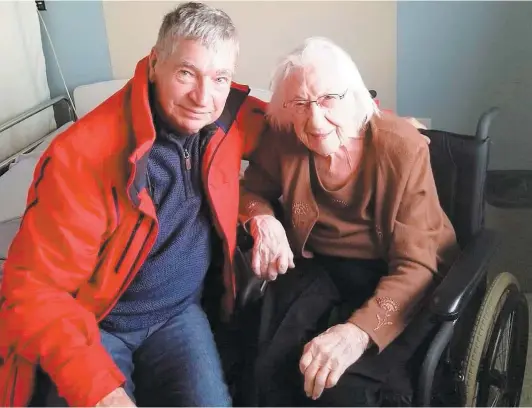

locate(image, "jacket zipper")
[[183, 147, 192, 199], [115, 213, 144, 273], [184, 148, 192, 171]]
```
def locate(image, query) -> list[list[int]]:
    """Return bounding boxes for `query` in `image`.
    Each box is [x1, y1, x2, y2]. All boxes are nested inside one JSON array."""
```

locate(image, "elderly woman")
[[239, 37, 458, 406]]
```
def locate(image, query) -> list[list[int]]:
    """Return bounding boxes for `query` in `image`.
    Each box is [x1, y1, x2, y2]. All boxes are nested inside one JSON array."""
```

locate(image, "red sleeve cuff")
[[50, 343, 125, 407]]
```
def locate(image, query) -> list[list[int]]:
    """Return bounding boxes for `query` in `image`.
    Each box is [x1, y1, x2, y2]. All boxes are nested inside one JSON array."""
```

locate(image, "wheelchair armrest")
[[236, 222, 254, 252], [430, 228, 499, 320], [234, 224, 263, 311]]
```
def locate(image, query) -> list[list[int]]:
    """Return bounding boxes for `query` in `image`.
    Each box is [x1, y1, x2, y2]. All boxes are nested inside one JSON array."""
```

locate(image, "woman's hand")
[[299, 323, 370, 400], [248, 215, 295, 281]]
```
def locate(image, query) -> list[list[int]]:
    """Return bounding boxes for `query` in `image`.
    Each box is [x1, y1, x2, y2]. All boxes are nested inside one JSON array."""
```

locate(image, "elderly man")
[[240, 37, 458, 406], [0, 2, 265, 407]]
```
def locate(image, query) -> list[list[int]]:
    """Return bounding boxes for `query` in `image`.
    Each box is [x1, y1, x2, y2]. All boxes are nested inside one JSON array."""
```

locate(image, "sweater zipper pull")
[[184, 148, 191, 171]]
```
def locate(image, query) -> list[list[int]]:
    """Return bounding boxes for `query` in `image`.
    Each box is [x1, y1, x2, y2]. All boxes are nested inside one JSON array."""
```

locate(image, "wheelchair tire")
[[463, 272, 529, 407]]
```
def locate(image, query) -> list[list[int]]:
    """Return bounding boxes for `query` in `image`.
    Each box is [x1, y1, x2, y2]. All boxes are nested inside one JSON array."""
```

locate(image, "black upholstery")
[[414, 125, 499, 405], [420, 129, 490, 247], [415, 128, 499, 322]]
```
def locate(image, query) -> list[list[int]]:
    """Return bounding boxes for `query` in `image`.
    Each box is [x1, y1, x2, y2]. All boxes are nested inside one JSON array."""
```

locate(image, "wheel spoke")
[[462, 274, 528, 408]]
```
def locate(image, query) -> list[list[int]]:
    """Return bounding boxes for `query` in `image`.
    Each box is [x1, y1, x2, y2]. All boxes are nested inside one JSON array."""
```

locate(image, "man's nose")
[[190, 79, 211, 106]]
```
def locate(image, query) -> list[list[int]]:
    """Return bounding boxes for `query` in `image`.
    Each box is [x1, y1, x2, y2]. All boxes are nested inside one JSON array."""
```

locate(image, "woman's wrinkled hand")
[[299, 323, 370, 400], [248, 214, 295, 281]]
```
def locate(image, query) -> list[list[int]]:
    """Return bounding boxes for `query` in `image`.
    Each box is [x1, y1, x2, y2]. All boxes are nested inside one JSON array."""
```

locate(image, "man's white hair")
[[155, 2, 239, 60], [267, 37, 379, 132]]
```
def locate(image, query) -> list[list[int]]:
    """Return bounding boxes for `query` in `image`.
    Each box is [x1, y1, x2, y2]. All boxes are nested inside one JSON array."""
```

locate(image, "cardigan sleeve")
[[349, 144, 454, 351], [239, 126, 284, 225]]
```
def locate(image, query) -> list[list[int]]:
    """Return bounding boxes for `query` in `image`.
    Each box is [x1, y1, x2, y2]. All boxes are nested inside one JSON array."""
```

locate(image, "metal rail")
[[0, 95, 77, 170]]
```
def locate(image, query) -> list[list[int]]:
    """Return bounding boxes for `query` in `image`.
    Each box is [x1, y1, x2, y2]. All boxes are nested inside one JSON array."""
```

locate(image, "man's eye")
[[294, 101, 307, 107], [322, 95, 336, 100], [178, 70, 193, 78], [216, 77, 229, 84]]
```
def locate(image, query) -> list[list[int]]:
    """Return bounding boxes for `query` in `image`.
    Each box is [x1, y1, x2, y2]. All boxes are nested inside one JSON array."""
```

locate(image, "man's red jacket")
[[0, 56, 266, 407]]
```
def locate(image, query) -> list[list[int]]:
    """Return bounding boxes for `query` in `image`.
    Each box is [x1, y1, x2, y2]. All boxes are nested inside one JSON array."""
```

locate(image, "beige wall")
[[102, 1, 397, 109]]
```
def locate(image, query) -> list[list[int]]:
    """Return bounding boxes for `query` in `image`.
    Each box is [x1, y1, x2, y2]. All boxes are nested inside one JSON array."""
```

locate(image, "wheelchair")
[[233, 106, 529, 407]]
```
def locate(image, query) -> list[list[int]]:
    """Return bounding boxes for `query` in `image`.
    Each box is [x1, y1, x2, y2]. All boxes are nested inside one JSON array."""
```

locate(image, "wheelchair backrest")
[[420, 129, 490, 248]]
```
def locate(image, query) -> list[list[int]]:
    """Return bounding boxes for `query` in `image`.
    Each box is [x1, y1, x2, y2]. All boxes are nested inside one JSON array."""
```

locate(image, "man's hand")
[[248, 214, 295, 281], [299, 323, 370, 400], [95, 387, 136, 407]]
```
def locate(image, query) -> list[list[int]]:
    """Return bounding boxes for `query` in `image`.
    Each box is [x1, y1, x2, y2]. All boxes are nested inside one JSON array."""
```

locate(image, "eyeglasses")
[[283, 90, 348, 114]]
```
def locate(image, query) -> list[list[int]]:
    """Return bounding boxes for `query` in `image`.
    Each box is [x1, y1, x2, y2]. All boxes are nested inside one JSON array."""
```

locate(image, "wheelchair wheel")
[[463, 272, 529, 407]]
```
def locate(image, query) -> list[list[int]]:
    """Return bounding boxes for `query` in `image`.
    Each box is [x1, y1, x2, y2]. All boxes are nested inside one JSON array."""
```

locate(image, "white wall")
[[102, 1, 397, 110]]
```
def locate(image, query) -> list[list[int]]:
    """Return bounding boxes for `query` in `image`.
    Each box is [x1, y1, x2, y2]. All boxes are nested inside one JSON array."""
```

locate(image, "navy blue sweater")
[[101, 123, 212, 332]]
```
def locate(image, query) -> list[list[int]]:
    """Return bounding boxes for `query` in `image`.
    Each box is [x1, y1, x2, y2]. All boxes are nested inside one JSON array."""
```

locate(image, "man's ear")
[[148, 47, 158, 82]]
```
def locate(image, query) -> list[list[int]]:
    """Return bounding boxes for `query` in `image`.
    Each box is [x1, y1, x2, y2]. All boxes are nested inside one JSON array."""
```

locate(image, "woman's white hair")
[[267, 37, 379, 132]]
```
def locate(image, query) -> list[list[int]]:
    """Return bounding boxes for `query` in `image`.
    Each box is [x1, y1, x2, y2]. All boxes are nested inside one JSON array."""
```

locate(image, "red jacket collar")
[[129, 56, 157, 164]]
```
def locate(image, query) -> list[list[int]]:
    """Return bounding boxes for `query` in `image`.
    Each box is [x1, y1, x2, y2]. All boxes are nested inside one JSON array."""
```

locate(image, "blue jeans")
[[46, 302, 231, 406]]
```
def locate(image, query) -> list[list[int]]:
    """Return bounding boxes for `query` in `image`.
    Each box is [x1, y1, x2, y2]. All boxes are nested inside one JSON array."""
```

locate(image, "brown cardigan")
[[239, 111, 458, 351]]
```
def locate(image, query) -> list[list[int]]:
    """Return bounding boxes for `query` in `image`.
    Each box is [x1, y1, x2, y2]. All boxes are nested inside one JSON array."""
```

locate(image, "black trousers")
[[250, 255, 437, 407]]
